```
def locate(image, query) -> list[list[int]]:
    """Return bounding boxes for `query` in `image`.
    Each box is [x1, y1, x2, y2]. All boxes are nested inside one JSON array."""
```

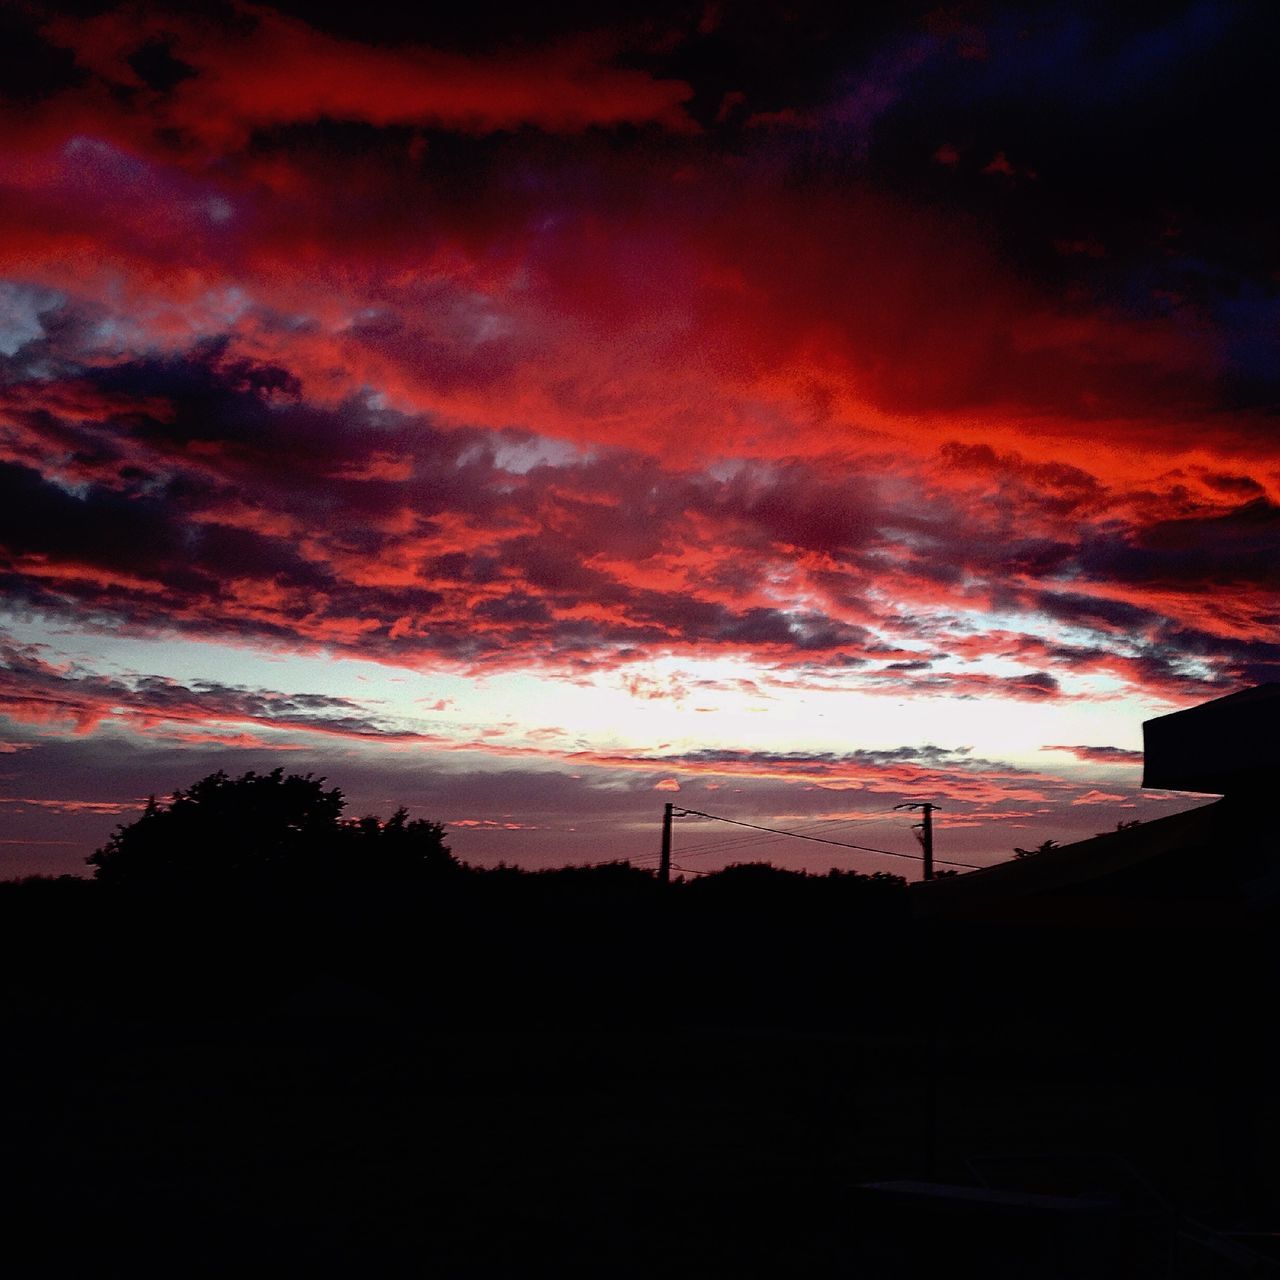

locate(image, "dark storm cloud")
[[2, 1, 1279, 717], [0, 338, 903, 668], [1080, 499, 1280, 591], [5, 320, 1279, 699]]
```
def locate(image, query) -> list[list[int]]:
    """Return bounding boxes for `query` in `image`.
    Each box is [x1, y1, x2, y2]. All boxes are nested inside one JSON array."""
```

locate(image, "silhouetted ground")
[[1, 867, 1275, 1275]]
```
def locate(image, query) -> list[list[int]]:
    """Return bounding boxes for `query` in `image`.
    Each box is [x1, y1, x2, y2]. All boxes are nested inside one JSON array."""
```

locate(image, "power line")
[[675, 812, 877, 854], [674, 811, 909, 858], [676, 827, 816, 857], [673, 807, 981, 869], [675, 830, 799, 856]]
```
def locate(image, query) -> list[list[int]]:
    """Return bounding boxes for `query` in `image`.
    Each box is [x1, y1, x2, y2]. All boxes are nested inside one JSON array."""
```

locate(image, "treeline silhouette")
[[2, 768, 912, 1031], [0, 768, 1262, 1052], [3, 770, 1277, 1274]]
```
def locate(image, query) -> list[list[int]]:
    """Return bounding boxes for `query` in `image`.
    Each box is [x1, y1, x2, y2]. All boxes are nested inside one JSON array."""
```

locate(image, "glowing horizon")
[[3, 2, 1275, 877]]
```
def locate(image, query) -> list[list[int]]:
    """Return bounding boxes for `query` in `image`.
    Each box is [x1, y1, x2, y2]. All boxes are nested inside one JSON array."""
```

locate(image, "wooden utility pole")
[[659, 801, 673, 885], [896, 799, 942, 1173], [895, 801, 940, 881]]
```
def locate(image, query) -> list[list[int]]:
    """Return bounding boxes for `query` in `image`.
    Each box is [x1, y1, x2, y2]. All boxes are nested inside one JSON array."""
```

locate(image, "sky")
[[2, 0, 1278, 880]]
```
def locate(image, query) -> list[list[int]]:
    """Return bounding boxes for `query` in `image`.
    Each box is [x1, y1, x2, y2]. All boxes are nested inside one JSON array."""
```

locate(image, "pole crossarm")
[[673, 807, 979, 869]]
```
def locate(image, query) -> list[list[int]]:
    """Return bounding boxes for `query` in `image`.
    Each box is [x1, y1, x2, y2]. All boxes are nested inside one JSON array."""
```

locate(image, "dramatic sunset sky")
[[2, 1, 1277, 878]]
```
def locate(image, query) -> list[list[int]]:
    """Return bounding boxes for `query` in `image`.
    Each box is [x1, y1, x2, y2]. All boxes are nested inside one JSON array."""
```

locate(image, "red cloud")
[[1, 4, 1277, 723], [44, 5, 695, 143], [1043, 745, 1143, 765], [449, 819, 540, 830], [2, 339, 1277, 704], [1071, 789, 1129, 805], [0, 797, 138, 815]]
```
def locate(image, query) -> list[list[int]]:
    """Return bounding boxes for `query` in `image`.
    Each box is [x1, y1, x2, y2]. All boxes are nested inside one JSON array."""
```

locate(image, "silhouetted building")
[[1142, 682, 1280, 795], [905, 686, 1280, 1230], [913, 685, 1280, 925], [910, 798, 1280, 926]]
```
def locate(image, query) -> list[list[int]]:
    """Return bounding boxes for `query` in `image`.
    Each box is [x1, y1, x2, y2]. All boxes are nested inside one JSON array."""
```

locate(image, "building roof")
[[910, 800, 1239, 924], [911, 685, 1280, 925]]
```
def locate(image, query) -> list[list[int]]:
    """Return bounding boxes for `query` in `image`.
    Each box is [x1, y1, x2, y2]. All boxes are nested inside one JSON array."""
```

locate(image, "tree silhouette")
[[332, 805, 457, 881], [87, 768, 453, 887]]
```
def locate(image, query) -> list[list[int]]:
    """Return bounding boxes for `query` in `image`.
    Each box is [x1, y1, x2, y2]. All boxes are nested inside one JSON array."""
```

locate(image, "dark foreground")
[[1, 867, 1276, 1276]]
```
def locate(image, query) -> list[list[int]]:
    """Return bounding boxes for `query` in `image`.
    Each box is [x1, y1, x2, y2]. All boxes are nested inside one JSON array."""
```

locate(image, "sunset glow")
[[3, 1, 1276, 876]]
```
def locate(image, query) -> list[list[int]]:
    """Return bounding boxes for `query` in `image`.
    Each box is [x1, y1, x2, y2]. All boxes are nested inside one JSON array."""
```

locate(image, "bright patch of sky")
[[475, 434, 586, 474], [3, 612, 1148, 767]]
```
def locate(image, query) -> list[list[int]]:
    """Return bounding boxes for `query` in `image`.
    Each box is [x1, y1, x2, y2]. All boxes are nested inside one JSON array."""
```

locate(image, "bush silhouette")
[[1013, 838, 1059, 859], [87, 768, 454, 887]]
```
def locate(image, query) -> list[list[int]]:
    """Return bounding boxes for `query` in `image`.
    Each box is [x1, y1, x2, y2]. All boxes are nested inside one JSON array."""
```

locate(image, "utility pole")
[[895, 801, 940, 881], [659, 801, 673, 885], [895, 798, 943, 1174]]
